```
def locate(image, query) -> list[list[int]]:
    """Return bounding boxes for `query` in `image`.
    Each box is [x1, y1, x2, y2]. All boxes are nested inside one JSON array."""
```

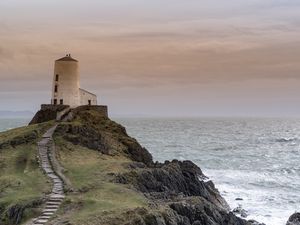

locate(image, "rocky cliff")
[[0, 107, 264, 225]]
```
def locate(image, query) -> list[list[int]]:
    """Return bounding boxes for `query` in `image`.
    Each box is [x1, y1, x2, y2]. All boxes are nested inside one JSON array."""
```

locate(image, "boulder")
[[287, 213, 300, 225]]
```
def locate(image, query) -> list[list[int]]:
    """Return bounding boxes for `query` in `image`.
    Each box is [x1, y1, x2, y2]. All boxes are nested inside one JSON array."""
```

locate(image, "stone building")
[[51, 54, 97, 108]]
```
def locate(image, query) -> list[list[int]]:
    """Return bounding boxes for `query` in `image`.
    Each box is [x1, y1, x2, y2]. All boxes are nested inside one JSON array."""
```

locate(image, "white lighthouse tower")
[[51, 54, 97, 108]]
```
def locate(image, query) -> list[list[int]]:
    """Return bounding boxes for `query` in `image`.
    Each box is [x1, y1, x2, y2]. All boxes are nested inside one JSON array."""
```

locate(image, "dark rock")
[[287, 213, 300, 225], [233, 205, 248, 218], [1, 199, 44, 225], [247, 220, 266, 225], [235, 198, 243, 201], [169, 199, 248, 225], [29, 105, 68, 125], [116, 160, 229, 211], [54, 109, 153, 165], [28, 106, 263, 225]]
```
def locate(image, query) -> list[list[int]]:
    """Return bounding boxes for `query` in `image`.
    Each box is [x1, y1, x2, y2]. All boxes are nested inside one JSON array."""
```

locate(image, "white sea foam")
[[116, 117, 300, 225], [2, 117, 300, 225]]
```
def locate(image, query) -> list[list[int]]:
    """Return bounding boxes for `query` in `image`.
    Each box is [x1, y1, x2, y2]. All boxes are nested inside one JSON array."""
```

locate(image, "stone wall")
[[64, 105, 108, 121], [41, 104, 69, 111], [29, 105, 108, 125], [72, 105, 108, 116]]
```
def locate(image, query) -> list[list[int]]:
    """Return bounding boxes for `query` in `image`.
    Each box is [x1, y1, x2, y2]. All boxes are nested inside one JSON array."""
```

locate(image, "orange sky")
[[1, 0, 300, 116]]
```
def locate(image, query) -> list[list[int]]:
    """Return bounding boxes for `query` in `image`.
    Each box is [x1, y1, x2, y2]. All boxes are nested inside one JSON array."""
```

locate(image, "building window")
[[54, 85, 58, 92], [60, 99, 63, 105], [55, 74, 59, 81], [53, 99, 57, 105], [88, 100, 91, 105]]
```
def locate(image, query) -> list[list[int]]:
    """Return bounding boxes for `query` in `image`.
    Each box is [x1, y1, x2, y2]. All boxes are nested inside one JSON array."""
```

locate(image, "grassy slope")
[[0, 122, 53, 224], [54, 137, 148, 224], [0, 112, 149, 225]]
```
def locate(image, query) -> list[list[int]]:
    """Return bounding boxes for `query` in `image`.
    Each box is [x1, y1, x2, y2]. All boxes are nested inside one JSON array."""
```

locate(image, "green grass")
[[0, 116, 148, 224], [54, 137, 148, 224], [0, 122, 54, 224], [0, 144, 51, 224], [0, 121, 54, 147]]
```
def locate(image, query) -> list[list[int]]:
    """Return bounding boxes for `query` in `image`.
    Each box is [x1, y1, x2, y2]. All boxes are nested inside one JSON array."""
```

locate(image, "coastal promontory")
[[0, 107, 263, 225]]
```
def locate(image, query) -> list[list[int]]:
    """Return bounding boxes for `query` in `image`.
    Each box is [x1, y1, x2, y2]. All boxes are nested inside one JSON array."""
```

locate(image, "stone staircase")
[[27, 125, 65, 225], [56, 106, 71, 121]]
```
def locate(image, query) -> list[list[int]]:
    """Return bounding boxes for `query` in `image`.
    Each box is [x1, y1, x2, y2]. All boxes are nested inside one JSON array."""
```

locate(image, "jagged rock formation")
[[54, 108, 152, 165], [51, 108, 262, 225], [1, 107, 266, 225], [287, 213, 300, 225]]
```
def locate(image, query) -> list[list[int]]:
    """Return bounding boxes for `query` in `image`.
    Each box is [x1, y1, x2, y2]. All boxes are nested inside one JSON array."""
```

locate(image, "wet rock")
[[169, 199, 249, 225], [29, 106, 264, 225], [287, 213, 300, 225], [116, 160, 229, 211], [247, 220, 266, 225], [233, 205, 248, 218]]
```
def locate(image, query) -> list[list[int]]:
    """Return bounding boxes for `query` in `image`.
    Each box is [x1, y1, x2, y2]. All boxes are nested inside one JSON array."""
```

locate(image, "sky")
[[0, 0, 300, 117]]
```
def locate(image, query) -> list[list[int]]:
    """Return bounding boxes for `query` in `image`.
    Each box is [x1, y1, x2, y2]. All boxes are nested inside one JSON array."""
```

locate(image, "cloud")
[[0, 0, 300, 115]]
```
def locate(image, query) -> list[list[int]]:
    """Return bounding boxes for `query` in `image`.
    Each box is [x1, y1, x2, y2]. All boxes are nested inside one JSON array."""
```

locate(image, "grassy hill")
[[0, 108, 258, 225], [0, 122, 53, 224]]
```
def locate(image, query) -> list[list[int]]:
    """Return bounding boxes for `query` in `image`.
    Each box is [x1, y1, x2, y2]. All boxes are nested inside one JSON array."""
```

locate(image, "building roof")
[[79, 88, 97, 96], [56, 54, 78, 62]]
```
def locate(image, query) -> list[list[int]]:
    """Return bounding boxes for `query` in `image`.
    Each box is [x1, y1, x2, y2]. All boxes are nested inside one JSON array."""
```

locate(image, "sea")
[[1, 117, 300, 225]]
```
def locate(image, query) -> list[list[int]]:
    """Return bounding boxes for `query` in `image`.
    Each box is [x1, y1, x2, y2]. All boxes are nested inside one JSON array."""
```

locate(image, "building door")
[[60, 99, 63, 105], [53, 99, 57, 105], [88, 100, 91, 105]]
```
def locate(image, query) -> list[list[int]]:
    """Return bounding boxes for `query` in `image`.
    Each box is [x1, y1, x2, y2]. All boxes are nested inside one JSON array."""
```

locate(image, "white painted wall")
[[79, 88, 97, 105], [51, 55, 97, 108], [51, 58, 80, 107]]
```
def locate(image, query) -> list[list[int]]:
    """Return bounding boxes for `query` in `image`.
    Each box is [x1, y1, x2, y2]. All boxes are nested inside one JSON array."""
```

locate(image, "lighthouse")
[[51, 54, 97, 108]]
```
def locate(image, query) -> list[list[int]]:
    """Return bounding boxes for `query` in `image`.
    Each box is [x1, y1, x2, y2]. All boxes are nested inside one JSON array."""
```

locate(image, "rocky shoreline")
[[0, 106, 297, 225], [46, 107, 266, 225]]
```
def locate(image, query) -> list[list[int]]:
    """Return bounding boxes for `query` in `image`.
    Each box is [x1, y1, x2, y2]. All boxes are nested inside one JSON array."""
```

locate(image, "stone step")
[[42, 212, 54, 216], [49, 174, 58, 177], [48, 197, 63, 202], [34, 219, 48, 224], [53, 188, 63, 191], [43, 208, 58, 213], [53, 179, 62, 183], [45, 205, 59, 210], [44, 168, 53, 173], [43, 165, 51, 168], [46, 201, 61, 205], [32, 125, 63, 224], [50, 193, 65, 198], [46, 171, 54, 175], [38, 215, 51, 220]]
